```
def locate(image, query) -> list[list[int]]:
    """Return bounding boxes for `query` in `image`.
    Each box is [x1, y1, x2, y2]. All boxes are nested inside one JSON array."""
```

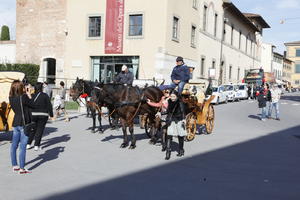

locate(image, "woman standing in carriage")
[[165, 90, 187, 160]]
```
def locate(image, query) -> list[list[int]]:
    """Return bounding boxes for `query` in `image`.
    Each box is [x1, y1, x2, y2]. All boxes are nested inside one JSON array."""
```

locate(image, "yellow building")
[[285, 41, 300, 87]]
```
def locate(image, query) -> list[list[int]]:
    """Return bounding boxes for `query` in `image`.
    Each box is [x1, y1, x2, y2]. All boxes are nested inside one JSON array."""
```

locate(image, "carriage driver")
[[114, 65, 134, 86], [159, 56, 190, 95]]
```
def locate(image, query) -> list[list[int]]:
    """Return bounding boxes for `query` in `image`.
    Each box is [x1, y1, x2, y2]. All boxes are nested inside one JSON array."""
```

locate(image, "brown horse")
[[98, 84, 163, 149]]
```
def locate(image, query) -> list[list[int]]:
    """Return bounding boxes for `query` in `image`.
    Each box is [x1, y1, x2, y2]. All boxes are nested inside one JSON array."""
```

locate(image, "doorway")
[[44, 58, 56, 84], [99, 64, 115, 83]]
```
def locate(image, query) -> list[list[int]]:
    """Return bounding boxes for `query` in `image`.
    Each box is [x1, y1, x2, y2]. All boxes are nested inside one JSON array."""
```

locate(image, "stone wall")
[[16, 0, 67, 78]]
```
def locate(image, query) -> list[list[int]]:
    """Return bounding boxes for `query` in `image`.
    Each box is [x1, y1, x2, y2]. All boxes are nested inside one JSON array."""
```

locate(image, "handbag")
[[20, 96, 36, 136]]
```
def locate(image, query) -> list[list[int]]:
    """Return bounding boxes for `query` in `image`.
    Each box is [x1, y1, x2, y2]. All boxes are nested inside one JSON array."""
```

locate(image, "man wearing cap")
[[114, 65, 134, 85], [169, 56, 190, 94]]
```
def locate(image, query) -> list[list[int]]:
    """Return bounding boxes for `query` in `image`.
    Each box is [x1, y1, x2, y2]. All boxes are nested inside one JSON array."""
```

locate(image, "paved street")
[[1, 93, 300, 200]]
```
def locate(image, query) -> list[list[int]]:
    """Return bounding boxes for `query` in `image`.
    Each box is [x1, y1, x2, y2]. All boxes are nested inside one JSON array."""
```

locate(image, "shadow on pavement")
[[41, 125, 300, 200], [248, 114, 261, 120], [101, 132, 149, 143], [0, 131, 12, 142], [26, 146, 65, 170], [40, 134, 71, 149], [281, 95, 300, 103]]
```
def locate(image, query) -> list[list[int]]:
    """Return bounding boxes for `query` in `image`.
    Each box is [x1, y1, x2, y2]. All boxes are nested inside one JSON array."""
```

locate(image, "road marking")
[[292, 103, 300, 106], [281, 102, 288, 105]]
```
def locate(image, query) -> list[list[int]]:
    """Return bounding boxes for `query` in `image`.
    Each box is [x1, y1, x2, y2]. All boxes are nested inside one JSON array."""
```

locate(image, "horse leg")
[[91, 108, 96, 133], [129, 123, 136, 149], [97, 111, 103, 133], [120, 119, 129, 148]]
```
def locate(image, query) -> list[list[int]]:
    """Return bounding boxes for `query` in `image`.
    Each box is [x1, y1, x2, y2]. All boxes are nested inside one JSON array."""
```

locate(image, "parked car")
[[209, 85, 228, 104], [236, 84, 249, 100], [223, 84, 238, 102]]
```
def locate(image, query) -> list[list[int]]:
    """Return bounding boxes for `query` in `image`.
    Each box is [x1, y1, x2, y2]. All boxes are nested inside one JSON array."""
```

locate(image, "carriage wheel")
[[205, 104, 215, 134], [186, 113, 197, 141]]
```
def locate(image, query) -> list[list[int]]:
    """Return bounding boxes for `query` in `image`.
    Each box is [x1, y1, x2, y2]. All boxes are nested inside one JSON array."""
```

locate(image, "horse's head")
[[70, 78, 85, 101]]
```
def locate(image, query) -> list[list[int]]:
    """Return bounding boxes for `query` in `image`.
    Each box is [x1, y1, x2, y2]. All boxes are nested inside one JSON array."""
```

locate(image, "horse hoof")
[[129, 144, 136, 149], [120, 143, 129, 148], [91, 130, 96, 133]]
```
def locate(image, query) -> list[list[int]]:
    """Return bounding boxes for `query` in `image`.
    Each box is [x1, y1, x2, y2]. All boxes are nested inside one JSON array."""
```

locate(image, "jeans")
[[261, 107, 267, 119], [268, 102, 279, 119], [159, 81, 186, 94], [11, 126, 28, 169]]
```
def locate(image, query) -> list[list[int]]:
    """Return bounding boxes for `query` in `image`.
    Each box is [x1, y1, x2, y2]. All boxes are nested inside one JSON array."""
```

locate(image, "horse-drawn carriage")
[[181, 83, 215, 141], [0, 71, 25, 132]]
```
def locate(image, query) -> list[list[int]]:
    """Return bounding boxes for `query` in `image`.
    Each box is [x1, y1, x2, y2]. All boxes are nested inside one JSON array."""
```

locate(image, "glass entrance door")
[[105, 64, 114, 83]]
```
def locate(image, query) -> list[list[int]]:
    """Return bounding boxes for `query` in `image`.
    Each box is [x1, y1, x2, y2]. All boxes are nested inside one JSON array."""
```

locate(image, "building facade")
[[272, 52, 283, 81], [16, 0, 269, 87], [0, 40, 16, 64], [282, 57, 293, 84], [284, 41, 300, 87]]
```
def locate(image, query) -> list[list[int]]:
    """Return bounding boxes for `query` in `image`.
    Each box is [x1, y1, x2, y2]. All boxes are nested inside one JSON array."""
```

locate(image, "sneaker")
[[26, 144, 32, 150], [261, 118, 266, 121], [276, 118, 280, 121], [34, 146, 42, 151], [19, 169, 31, 174], [12, 166, 20, 172]]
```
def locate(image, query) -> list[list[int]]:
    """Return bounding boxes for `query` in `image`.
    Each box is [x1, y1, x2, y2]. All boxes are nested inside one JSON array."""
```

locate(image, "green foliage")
[[65, 101, 79, 110], [0, 63, 40, 85], [0, 25, 10, 41]]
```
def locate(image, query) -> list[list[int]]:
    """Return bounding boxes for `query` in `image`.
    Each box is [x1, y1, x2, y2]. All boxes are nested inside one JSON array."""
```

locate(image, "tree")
[[0, 25, 10, 41]]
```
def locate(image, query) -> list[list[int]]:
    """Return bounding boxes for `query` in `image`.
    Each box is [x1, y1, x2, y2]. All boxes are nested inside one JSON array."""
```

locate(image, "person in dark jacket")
[[257, 85, 267, 121], [114, 65, 134, 85], [27, 82, 54, 151], [159, 56, 190, 95], [165, 90, 187, 160], [9, 80, 34, 174]]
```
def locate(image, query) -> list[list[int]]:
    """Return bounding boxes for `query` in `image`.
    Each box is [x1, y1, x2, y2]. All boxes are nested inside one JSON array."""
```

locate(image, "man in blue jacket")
[[160, 56, 190, 94]]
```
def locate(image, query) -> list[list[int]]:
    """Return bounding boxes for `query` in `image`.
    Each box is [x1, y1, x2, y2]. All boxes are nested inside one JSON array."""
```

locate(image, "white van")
[[236, 84, 249, 100]]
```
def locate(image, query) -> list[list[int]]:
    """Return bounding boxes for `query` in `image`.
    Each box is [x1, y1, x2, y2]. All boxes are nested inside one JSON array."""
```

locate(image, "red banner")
[[105, 0, 124, 54]]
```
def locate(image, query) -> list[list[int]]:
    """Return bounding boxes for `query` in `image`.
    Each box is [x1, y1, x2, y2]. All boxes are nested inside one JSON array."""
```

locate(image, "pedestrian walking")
[[53, 81, 69, 122], [165, 90, 187, 160], [266, 84, 272, 117], [268, 84, 281, 120], [27, 82, 54, 151], [9, 80, 34, 174], [257, 86, 267, 121]]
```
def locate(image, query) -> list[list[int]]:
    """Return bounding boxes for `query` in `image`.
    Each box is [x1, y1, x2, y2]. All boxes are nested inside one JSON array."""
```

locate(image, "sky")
[[0, 0, 299, 54]]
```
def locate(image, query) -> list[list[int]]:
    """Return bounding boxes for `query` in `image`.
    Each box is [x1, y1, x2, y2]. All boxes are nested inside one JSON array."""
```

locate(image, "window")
[[203, 5, 207, 31], [239, 31, 242, 49], [214, 14, 218, 37], [296, 49, 300, 57], [172, 16, 179, 40], [245, 36, 248, 53], [88, 16, 101, 37], [237, 68, 240, 80], [201, 57, 205, 76], [250, 41, 253, 56], [191, 25, 196, 47], [129, 14, 143, 36], [192, 0, 198, 9], [231, 25, 234, 46], [296, 64, 300, 73], [229, 65, 232, 80]]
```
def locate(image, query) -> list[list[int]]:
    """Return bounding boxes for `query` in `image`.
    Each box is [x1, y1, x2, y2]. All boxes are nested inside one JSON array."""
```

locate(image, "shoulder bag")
[[20, 96, 36, 136]]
